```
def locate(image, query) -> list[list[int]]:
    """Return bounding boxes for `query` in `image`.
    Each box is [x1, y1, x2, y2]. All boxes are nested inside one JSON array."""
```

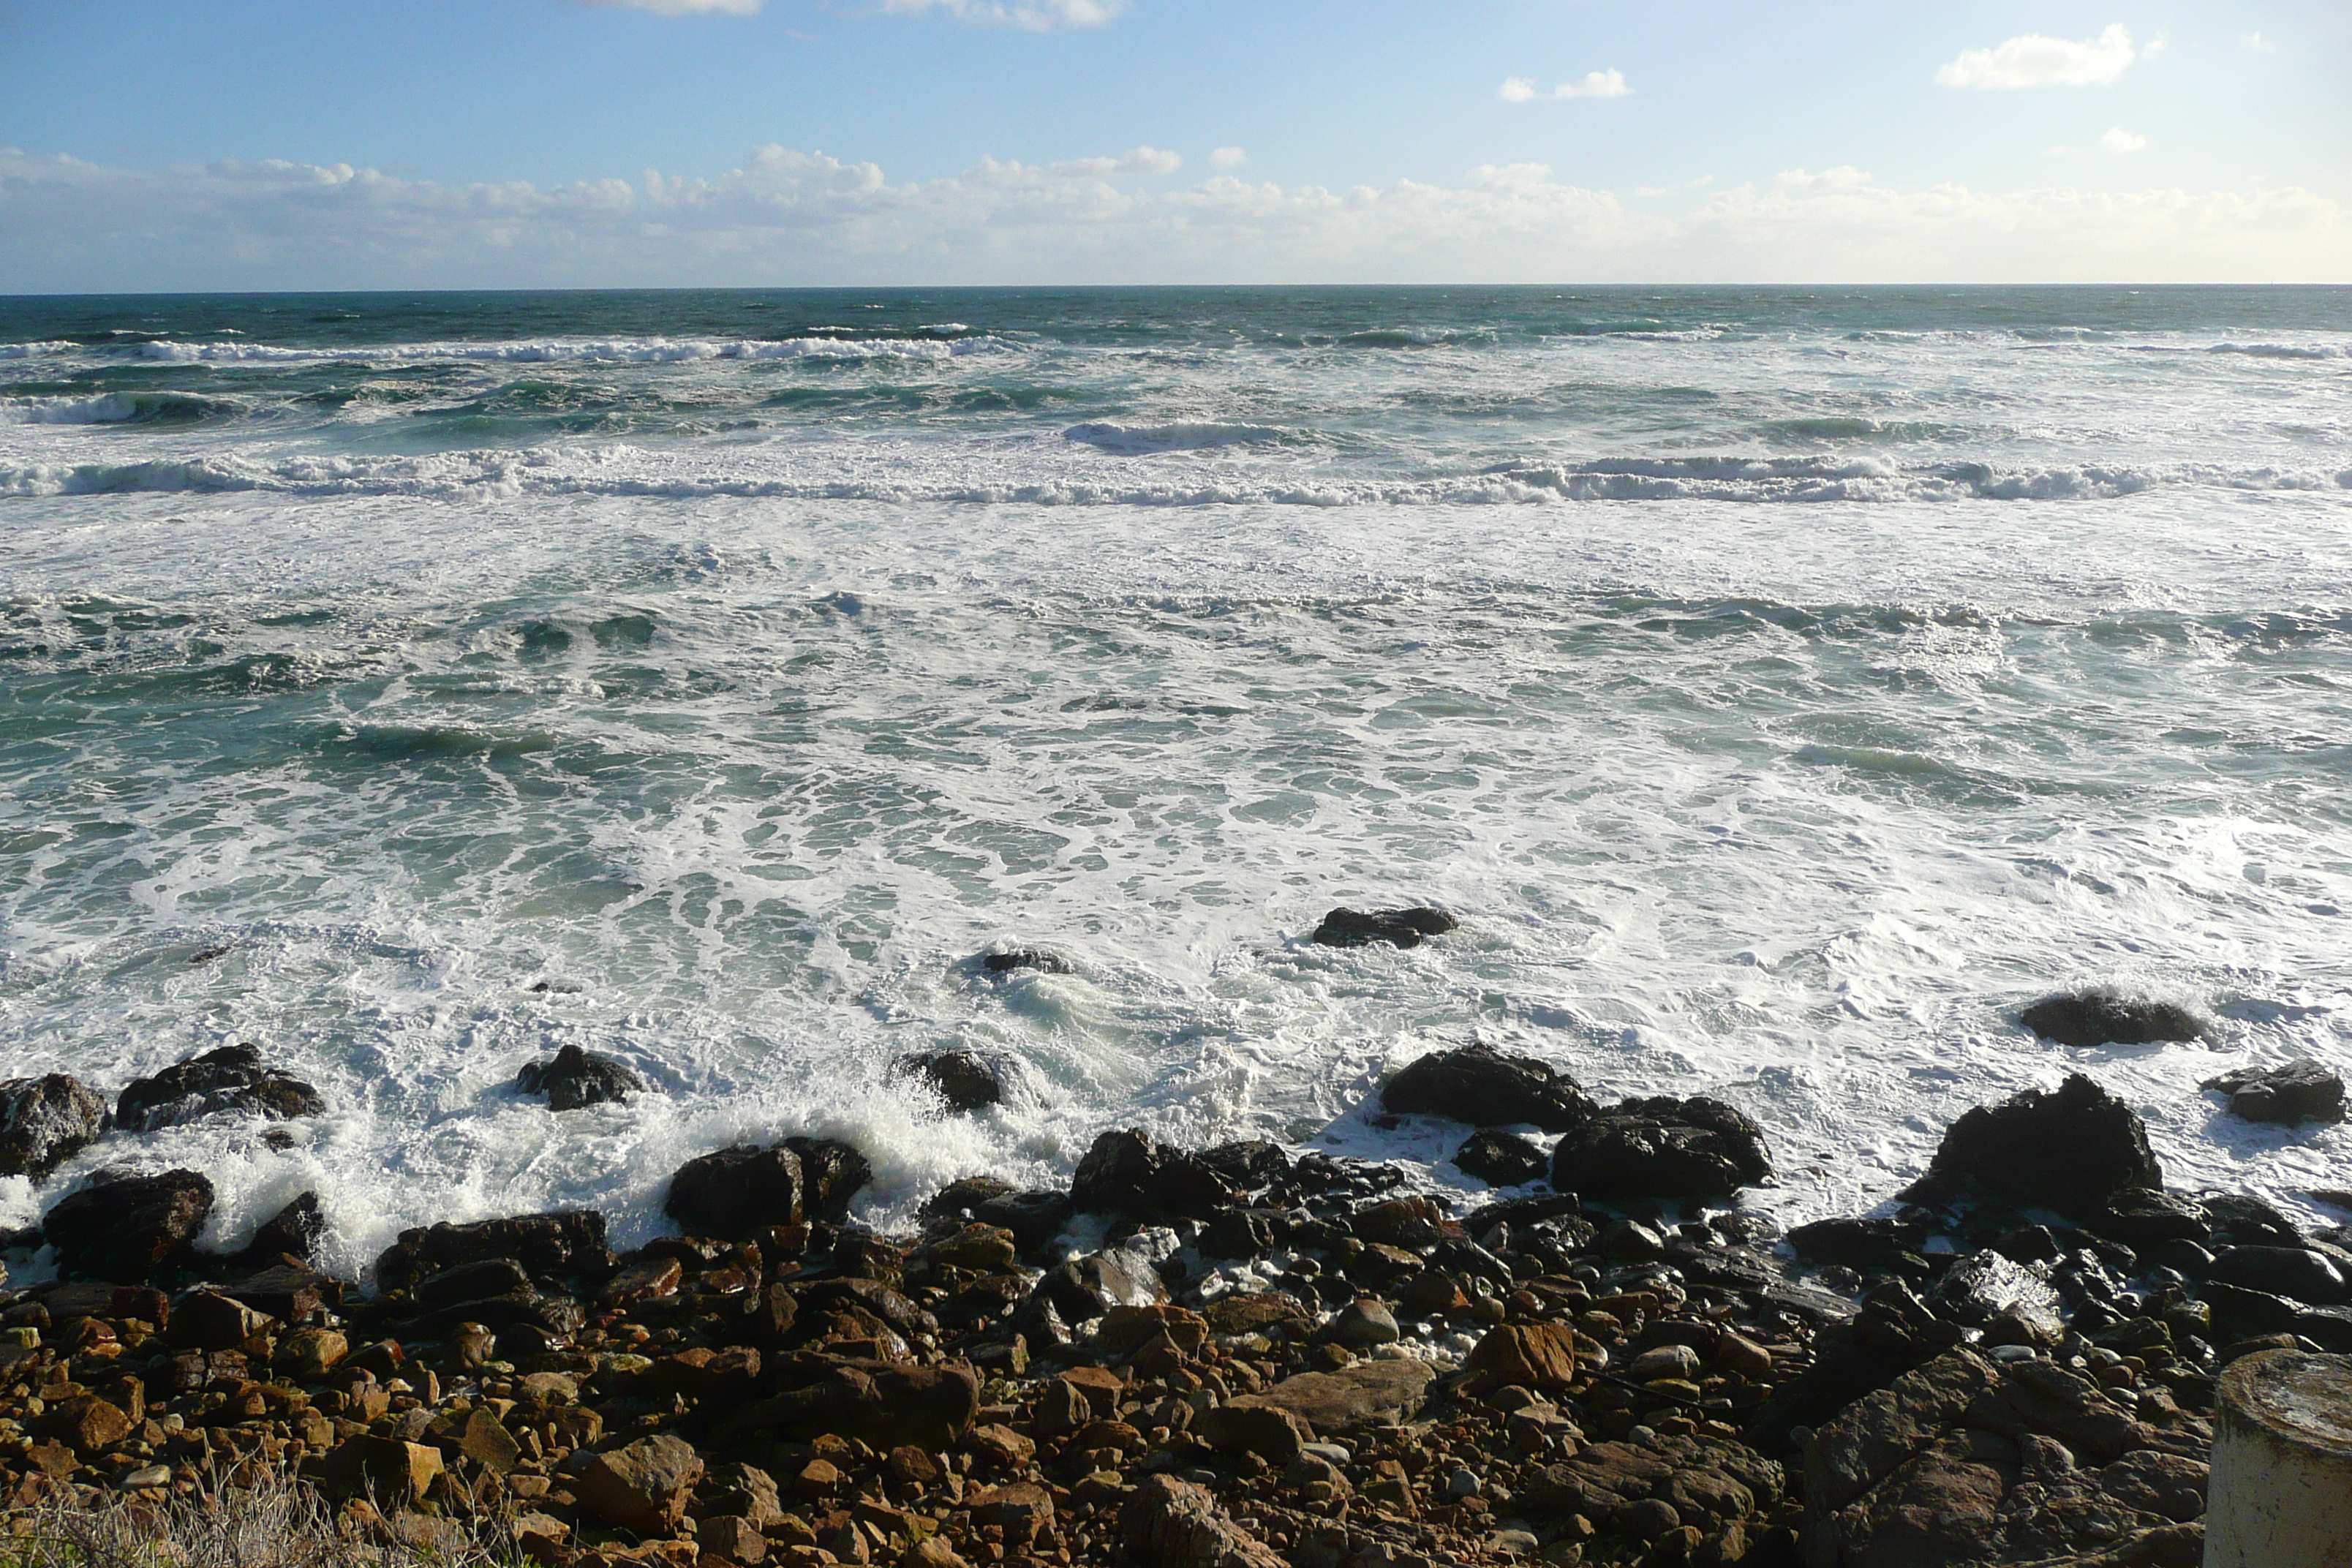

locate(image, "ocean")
[[0, 284, 2346, 1279]]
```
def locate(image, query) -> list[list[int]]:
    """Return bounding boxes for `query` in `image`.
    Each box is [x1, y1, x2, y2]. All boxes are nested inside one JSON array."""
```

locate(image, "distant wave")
[[121, 334, 1022, 366], [2209, 342, 2347, 361], [0, 391, 237, 426], [0, 341, 75, 360], [1062, 421, 1289, 454]]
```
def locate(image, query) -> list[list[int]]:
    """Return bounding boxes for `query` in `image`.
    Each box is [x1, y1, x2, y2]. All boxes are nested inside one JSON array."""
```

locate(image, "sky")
[[0, 0, 2346, 290]]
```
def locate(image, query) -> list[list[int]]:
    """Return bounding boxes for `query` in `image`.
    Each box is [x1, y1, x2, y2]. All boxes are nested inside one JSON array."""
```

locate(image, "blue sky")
[[1, 0, 2345, 287]]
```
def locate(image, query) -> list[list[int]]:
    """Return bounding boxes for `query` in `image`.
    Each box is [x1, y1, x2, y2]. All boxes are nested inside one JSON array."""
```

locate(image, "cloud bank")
[[1, 145, 2342, 291], [1937, 23, 2138, 89], [880, 0, 1123, 29], [1500, 69, 1632, 102]]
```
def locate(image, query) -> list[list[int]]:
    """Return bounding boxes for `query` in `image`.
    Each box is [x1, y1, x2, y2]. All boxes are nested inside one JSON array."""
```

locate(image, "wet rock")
[[0, 1074, 108, 1180], [236, 1191, 329, 1265], [1199, 1139, 1292, 1191], [2204, 1192, 2304, 1248], [921, 1178, 1072, 1251], [666, 1144, 805, 1240], [2020, 990, 2206, 1047], [373, 1210, 609, 1292], [115, 1044, 325, 1131], [894, 1050, 1005, 1113], [2208, 1245, 2351, 1305], [45, 1168, 214, 1281], [576, 1432, 704, 1535], [1453, 1128, 1548, 1186], [1120, 1473, 1287, 1568], [1040, 1246, 1169, 1322], [1381, 1043, 1594, 1132], [1070, 1128, 1234, 1221], [1310, 905, 1458, 950], [1551, 1096, 1772, 1201], [981, 947, 1070, 975], [783, 1136, 871, 1222], [1904, 1073, 2161, 1215], [1929, 1251, 2066, 1342], [513, 1044, 644, 1110], [1322, 1298, 1401, 1349], [1787, 1215, 1927, 1270], [2204, 1058, 2345, 1126], [2092, 1190, 2212, 1249]]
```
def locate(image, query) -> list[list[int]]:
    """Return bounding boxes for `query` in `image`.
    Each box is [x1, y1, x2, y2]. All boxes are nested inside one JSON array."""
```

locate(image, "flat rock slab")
[[1232, 1357, 1436, 1431]]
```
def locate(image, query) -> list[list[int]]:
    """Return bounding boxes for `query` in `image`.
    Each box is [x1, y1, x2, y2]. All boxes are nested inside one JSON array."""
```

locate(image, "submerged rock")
[[895, 1050, 1006, 1113], [45, 1168, 215, 1282], [1453, 1128, 1548, 1187], [2019, 990, 2205, 1047], [1310, 905, 1457, 949], [1904, 1073, 2160, 1216], [0, 1074, 108, 1180], [514, 1044, 644, 1111], [2203, 1058, 2345, 1126], [981, 947, 1071, 976], [1381, 1043, 1594, 1132], [1551, 1096, 1773, 1201], [116, 1044, 324, 1132], [1069, 1128, 1233, 1221]]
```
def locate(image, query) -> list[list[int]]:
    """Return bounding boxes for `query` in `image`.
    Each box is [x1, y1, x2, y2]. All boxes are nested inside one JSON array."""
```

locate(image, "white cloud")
[[1, 146, 2342, 290], [1501, 69, 1632, 102], [880, 0, 1122, 29], [1210, 147, 1247, 169], [586, 0, 762, 12], [1936, 23, 2137, 88], [2102, 127, 2147, 153], [2240, 31, 2277, 53], [1049, 146, 1180, 178]]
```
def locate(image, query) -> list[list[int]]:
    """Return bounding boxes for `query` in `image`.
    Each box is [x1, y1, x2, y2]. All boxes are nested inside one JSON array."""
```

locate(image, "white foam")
[[124, 334, 1021, 365], [1062, 421, 1290, 454]]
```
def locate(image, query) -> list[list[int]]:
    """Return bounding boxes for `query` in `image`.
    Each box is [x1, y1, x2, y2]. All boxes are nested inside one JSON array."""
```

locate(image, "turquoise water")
[[1, 286, 2348, 1274]]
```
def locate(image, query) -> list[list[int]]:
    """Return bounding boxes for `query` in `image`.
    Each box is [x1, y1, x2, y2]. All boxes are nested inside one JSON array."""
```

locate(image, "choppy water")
[[1, 285, 2348, 1278]]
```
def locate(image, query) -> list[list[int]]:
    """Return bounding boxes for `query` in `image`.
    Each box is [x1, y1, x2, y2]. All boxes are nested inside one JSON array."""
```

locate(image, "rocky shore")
[[0, 934, 2346, 1568]]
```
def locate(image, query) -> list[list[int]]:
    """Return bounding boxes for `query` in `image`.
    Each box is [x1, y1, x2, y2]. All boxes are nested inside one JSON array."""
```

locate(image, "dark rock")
[[2019, 990, 2206, 1047], [0, 1074, 108, 1180], [2204, 1058, 2345, 1126], [1453, 1128, 1548, 1186], [2209, 1245, 2350, 1306], [372, 1210, 609, 1293], [1120, 1473, 1286, 1568], [666, 1145, 804, 1240], [1038, 1247, 1168, 1322], [2204, 1193, 2304, 1248], [1381, 1043, 1594, 1132], [116, 1044, 324, 1132], [981, 948, 1070, 975], [781, 1137, 870, 1223], [415, 1257, 532, 1310], [894, 1051, 1005, 1113], [1552, 1095, 1772, 1201], [1311, 905, 1458, 949], [513, 1044, 643, 1111], [45, 1169, 215, 1282], [920, 1177, 1071, 1252], [2091, 1189, 2212, 1249], [236, 1191, 329, 1264], [716, 1357, 980, 1450], [1904, 1074, 2160, 1216], [1199, 1140, 1292, 1191], [575, 1432, 704, 1535], [1199, 1208, 1278, 1260], [1929, 1251, 2065, 1341], [1069, 1128, 1232, 1221], [1788, 1215, 1928, 1270]]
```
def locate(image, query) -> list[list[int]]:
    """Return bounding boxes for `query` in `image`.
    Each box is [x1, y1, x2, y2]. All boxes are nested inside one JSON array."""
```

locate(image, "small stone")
[[1323, 1298, 1401, 1349], [1627, 1344, 1700, 1383]]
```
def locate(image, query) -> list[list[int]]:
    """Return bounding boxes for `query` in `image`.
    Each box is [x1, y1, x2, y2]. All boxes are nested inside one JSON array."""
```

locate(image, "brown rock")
[[275, 1326, 350, 1381], [968, 1481, 1055, 1545], [926, 1224, 1019, 1273], [1805, 1349, 2002, 1515], [1196, 1403, 1311, 1463], [1232, 1358, 1435, 1431], [898, 1539, 968, 1568], [39, 1395, 131, 1455], [1118, 1473, 1286, 1568], [701, 1515, 769, 1564], [317, 1435, 445, 1504], [886, 1445, 943, 1487], [1714, 1331, 1774, 1378], [968, 1423, 1035, 1469], [576, 1433, 704, 1534], [1463, 1323, 1597, 1390], [453, 1408, 521, 1474], [1099, 1303, 1209, 1356], [603, 1254, 685, 1305]]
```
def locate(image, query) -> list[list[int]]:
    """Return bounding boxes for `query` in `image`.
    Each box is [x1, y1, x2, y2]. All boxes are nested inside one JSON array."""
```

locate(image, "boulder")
[[1232, 1359, 1436, 1431], [1453, 1128, 1548, 1186], [920, 1177, 1072, 1252], [2204, 1058, 2345, 1126], [115, 1044, 323, 1132], [1904, 1074, 2160, 1216], [781, 1136, 870, 1222], [1928, 1251, 2066, 1342], [574, 1433, 704, 1535], [1462, 1322, 1600, 1390], [372, 1210, 609, 1293], [981, 947, 1071, 975], [513, 1044, 643, 1111], [666, 1144, 805, 1240], [2019, 990, 2204, 1047], [237, 1191, 329, 1264], [2091, 1189, 2212, 1249], [1039, 1247, 1169, 1322], [2208, 1245, 2351, 1306], [1069, 1128, 1233, 1220], [1787, 1215, 1928, 1270], [1551, 1096, 1772, 1201], [1322, 1298, 1400, 1349], [715, 1357, 980, 1450], [1199, 1140, 1292, 1191], [0, 1074, 108, 1180], [316, 1436, 443, 1505], [1120, 1473, 1287, 1568], [894, 1050, 1005, 1113], [1311, 905, 1458, 950], [45, 1168, 214, 1281], [1381, 1043, 1594, 1132]]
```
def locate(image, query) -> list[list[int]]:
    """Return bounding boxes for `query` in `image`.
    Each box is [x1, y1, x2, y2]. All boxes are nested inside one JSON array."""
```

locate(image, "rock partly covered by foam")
[[1069, 1128, 1235, 1221], [2019, 990, 2205, 1047], [2203, 1058, 2345, 1126], [1904, 1072, 2161, 1215], [1381, 1043, 1595, 1131], [1453, 1128, 1548, 1186], [115, 1044, 325, 1132], [666, 1144, 807, 1240], [895, 1049, 1007, 1112], [1309, 906, 1458, 949], [514, 1044, 644, 1111], [45, 1168, 215, 1282], [981, 946, 1071, 975], [0, 1074, 108, 1180], [1550, 1095, 1773, 1201]]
